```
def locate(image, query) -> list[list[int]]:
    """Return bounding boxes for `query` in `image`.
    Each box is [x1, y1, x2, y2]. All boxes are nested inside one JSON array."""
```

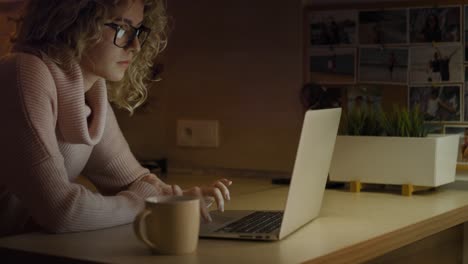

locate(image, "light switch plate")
[[177, 120, 219, 147]]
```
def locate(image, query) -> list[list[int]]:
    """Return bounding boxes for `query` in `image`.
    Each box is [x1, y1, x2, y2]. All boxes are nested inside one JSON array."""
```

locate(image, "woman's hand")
[[134, 175, 232, 222], [182, 179, 232, 222], [134, 174, 184, 196]]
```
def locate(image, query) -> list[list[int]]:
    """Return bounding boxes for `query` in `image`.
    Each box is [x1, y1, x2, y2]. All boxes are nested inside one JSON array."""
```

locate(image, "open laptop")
[[200, 108, 341, 241]]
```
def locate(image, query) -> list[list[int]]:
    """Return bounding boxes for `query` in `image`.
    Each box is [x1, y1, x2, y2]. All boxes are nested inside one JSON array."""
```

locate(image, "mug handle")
[[133, 209, 158, 249]]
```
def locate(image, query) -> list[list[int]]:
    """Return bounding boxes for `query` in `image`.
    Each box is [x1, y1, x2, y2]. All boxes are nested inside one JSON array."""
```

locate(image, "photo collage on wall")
[[307, 5, 468, 164]]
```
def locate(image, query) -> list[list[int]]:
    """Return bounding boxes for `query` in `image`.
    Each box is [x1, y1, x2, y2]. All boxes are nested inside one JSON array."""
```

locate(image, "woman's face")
[[80, 0, 144, 83]]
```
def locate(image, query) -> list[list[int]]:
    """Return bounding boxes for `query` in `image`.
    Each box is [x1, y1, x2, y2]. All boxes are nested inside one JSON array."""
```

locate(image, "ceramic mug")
[[133, 196, 200, 255]]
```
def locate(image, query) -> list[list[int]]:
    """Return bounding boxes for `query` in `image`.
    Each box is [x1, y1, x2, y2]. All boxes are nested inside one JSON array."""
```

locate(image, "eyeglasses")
[[104, 22, 151, 49]]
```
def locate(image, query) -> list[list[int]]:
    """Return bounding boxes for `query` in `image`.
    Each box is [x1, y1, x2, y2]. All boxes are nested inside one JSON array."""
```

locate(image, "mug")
[[133, 196, 200, 255]]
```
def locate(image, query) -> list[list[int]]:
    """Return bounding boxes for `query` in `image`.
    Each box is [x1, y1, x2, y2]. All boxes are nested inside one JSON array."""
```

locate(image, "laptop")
[[199, 108, 342, 241]]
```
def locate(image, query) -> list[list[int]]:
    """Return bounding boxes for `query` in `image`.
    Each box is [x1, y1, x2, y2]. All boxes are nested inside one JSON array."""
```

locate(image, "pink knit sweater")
[[0, 51, 165, 236]]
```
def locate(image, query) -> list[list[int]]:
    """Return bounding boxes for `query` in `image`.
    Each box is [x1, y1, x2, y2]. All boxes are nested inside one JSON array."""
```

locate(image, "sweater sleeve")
[[82, 104, 169, 195], [0, 53, 159, 233]]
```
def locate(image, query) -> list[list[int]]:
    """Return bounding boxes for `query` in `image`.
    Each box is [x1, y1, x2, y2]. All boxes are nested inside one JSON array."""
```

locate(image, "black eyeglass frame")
[[104, 22, 151, 49]]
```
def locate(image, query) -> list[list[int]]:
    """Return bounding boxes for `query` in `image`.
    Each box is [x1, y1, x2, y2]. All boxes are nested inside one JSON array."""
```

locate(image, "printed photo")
[[347, 85, 383, 113], [300, 83, 345, 110], [409, 45, 463, 83], [359, 9, 408, 45], [465, 69, 468, 121], [444, 125, 468, 163], [409, 85, 461, 122], [409, 6, 461, 43], [359, 47, 408, 84], [309, 48, 356, 84], [309, 10, 357, 46]]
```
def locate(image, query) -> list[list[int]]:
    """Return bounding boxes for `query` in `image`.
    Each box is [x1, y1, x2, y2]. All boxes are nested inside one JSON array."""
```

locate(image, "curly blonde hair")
[[13, 0, 168, 114]]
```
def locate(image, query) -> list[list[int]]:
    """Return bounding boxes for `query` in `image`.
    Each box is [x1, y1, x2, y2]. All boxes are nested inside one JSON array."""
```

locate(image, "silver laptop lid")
[[279, 108, 341, 239]]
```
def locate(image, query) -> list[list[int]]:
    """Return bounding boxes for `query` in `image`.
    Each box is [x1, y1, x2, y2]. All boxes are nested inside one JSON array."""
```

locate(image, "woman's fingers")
[[213, 181, 230, 201], [188, 187, 212, 222], [204, 196, 215, 208], [199, 195, 212, 222], [219, 179, 233, 186], [202, 179, 233, 211], [171, 178, 233, 221], [208, 187, 225, 212], [172, 185, 183, 196]]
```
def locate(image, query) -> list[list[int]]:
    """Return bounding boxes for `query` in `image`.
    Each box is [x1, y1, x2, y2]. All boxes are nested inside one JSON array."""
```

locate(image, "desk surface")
[[2, 175, 468, 264]]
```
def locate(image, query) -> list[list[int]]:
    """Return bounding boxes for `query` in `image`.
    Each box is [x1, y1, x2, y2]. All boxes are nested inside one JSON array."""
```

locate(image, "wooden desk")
[[1, 175, 468, 263]]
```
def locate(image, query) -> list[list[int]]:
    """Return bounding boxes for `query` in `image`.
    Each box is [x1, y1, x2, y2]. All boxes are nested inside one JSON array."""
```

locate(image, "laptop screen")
[[279, 108, 341, 239]]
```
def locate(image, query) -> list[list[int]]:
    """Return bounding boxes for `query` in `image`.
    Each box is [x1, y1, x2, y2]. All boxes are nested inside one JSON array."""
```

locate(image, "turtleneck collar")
[[40, 53, 108, 146]]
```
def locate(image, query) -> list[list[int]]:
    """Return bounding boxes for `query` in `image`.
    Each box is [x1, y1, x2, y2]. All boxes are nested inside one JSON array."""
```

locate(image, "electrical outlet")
[[177, 120, 219, 147]]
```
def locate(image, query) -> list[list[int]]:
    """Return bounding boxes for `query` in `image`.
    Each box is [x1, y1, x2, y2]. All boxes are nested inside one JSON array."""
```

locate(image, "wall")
[[0, 4, 21, 56], [119, 0, 437, 173], [116, 0, 305, 173], [0, 16, 12, 55]]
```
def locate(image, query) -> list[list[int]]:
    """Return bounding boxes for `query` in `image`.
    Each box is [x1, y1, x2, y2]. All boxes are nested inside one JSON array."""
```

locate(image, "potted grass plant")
[[329, 105, 459, 189]]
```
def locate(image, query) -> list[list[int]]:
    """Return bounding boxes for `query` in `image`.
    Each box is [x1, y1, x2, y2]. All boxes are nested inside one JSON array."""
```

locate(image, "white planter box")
[[329, 135, 459, 187]]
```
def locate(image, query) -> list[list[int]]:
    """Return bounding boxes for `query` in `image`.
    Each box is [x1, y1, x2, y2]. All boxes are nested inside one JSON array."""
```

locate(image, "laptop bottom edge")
[[199, 210, 282, 241]]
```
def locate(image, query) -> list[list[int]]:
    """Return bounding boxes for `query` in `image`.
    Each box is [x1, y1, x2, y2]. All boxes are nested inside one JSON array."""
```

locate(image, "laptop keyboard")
[[215, 211, 283, 234]]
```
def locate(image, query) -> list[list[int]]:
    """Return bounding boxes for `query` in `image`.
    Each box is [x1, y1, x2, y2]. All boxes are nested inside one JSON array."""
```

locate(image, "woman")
[[0, 0, 231, 236]]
